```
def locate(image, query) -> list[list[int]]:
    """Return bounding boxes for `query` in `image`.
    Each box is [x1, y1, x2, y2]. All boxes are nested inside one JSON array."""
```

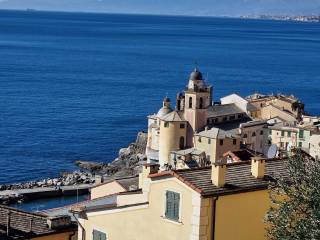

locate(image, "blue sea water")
[[1, 10, 320, 185]]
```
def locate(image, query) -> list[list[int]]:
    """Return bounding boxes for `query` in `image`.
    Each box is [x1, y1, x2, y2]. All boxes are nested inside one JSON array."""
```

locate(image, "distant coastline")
[[0, 8, 319, 23], [240, 15, 320, 23]]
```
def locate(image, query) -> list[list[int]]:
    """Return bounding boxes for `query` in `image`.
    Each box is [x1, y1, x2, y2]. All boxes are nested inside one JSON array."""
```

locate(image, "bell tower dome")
[[184, 68, 213, 146]]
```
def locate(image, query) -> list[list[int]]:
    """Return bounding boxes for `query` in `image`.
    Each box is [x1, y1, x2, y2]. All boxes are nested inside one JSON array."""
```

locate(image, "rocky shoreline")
[[0, 132, 147, 205]]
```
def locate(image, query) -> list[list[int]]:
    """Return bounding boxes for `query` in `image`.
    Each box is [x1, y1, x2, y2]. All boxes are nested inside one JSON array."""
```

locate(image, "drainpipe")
[[211, 197, 218, 240], [6, 210, 11, 237], [72, 212, 86, 240], [69, 231, 77, 240]]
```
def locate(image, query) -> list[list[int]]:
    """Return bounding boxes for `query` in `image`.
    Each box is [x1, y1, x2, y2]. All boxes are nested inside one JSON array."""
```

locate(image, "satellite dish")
[[267, 144, 278, 159]]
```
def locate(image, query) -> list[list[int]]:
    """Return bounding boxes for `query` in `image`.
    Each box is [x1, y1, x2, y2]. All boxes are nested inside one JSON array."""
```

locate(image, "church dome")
[[157, 96, 173, 118], [157, 106, 173, 118], [190, 68, 203, 81]]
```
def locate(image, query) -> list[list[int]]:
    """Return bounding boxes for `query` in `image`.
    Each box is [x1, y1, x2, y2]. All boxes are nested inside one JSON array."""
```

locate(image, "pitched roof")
[[91, 175, 139, 190], [196, 127, 237, 139], [149, 159, 289, 197], [0, 205, 76, 239], [172, 148, 204, 156], [160, 111, 186, 122], [208, 104, 245, 118], [240, 120, 268, 128]]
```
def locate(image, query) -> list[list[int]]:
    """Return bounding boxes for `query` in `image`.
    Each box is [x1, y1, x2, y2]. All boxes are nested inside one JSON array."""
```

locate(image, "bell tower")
[[184, 68, 213, 146]]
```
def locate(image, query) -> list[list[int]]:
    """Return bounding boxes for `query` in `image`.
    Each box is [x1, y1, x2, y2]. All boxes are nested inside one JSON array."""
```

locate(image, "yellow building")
[[73, 159, 288, 240], [193, 127, 240, 163], [0, 205, 77, 240]]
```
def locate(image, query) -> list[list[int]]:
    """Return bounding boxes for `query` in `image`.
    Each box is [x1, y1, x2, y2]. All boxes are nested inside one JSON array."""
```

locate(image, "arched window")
[[189, 97, 192, 108], [179, 136, 185, 149], [199, 97, 203, 109]]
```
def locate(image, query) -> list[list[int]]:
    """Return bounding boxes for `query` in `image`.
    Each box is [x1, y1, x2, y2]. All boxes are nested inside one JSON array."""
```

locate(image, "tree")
[[265, 150, 320, 240]]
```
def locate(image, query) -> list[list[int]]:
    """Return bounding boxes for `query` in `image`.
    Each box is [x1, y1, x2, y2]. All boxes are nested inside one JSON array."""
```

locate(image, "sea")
[[1, 10, 320, 186]]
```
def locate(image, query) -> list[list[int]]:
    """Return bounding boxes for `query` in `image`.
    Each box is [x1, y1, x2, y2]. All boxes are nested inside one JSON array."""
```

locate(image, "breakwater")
[[0, 184, 93, 205], [0, 171, 94, 205]]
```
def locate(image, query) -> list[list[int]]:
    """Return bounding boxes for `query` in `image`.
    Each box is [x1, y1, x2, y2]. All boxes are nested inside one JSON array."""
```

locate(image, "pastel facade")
[[247, 93, 304, 121], [239, 120, 269, 154], [74, 159, 288, 240], [268, 123, 313, 152], [193, 127, 240, 163], [91, 176, 138, 200], [310, 134, 320, 159]]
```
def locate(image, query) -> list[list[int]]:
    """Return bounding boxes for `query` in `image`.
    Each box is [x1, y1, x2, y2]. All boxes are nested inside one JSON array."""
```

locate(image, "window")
[[189, 97, 192, 108], [252, 132, 256, 137], [298, 142, 303, 148], [198, 137, 202, 142], [208, 138, 211, 144], [280, 142, 284, 148], [165, 191, 180, 221], [179, 136, 185, 149], [233, 139, 237, 145], [180, 123, 185, 129], [281, 130, 285, 137], [299, 130, 304, 139], [288, 131, 291, 137], [93, 230, 107, 240], [164, 122, 169, 128], [260, 130, 264, 135], [229, 115, 235, 120], [220, 139, 224, 146], [238, 114, 243, 119], [199, 97, 203, 109], [243, 134, 248, 138]]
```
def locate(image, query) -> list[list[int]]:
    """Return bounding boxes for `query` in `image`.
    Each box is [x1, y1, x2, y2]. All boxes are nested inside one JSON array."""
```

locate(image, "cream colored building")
[[268, 123, 316, 154], [239, 120, 269, 154], [146, 69, 251, 169], [193, 127, 240, 163], [73, 159, 289, 240], [310, 133, 320, 159], [247, 93, 304, 121]]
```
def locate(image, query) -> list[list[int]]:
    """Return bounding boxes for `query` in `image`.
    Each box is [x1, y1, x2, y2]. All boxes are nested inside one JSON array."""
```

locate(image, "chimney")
[[211, 163, 226, 187], [139, 163, 160, 189], [251, 157, 265, 178], [94, 175, 103, 185], [47, 216, 72, 230]]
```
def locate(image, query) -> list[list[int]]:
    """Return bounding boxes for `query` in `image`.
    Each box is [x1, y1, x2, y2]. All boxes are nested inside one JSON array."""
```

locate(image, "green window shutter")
[[299, 130, 304, 138], [93, 230, 107, 240], [165, 191, 180, 221], [288, 131, 291, 137], [281, 130, 285, 137]]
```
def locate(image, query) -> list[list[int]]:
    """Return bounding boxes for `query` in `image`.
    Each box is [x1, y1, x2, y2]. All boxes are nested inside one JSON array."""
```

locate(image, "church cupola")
[[187, 68, 206, 91], [157, 97, 173, 118]]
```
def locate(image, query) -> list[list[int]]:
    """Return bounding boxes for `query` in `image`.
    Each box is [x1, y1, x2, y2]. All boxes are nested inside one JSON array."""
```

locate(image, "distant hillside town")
[[240, 15, 320, 22]]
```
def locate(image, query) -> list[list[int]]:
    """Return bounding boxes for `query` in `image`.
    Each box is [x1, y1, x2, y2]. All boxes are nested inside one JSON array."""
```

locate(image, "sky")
[[0, 0, 319, 16]]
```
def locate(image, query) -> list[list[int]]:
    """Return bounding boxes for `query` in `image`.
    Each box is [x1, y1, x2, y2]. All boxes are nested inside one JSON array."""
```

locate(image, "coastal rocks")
[[76, 131, 148, 178], [0, 171, 95, 191], [0, 131, 148, 205]]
